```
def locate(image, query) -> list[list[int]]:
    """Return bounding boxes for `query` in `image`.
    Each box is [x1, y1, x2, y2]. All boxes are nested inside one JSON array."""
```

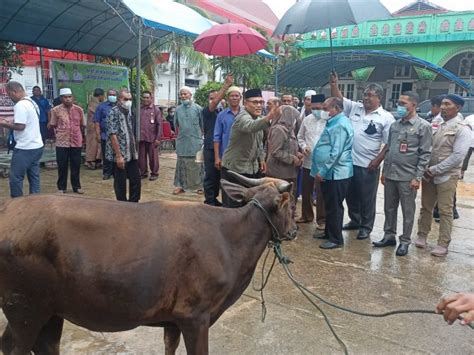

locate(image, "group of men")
[[1, 75, 472, 258], [178, 72, 470, 259], [0, 82, 165, 204]]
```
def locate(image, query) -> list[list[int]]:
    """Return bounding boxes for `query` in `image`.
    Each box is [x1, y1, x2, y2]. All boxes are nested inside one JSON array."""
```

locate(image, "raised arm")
[[209, 74, 233, 113]]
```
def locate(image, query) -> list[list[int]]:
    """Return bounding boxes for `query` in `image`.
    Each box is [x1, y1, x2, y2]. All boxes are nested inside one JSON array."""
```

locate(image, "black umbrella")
[[273, 0, 392, 70]]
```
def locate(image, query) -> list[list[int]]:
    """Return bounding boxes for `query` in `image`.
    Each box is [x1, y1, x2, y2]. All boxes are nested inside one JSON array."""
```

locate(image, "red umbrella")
[[193, 23, 267, 57]]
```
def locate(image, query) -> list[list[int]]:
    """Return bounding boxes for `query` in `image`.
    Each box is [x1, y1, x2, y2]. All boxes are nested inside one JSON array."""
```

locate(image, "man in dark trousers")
[[106, 89, 141, 202], [312, 97, 354, 249], [201, 74, 233, 206]]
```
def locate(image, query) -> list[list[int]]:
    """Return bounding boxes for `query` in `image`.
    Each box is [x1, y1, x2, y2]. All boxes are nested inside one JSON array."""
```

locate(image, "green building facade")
[[299, 10, 474, 108]]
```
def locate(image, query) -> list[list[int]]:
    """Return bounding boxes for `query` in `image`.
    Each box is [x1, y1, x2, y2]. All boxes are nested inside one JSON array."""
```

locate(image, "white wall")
[[10, 66, 44, 94]]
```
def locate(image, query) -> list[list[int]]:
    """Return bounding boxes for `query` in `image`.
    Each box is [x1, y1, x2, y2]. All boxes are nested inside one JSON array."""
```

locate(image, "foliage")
[[129, 68, 152, 97], [194, 81, 222, 107], [0, 41, 24, 77]]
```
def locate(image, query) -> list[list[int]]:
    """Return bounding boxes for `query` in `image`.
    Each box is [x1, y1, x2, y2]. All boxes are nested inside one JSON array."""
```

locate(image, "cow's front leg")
[[32, 316, 64, 355], [164, 326, 181, 355], [179, 317, 210, 355]]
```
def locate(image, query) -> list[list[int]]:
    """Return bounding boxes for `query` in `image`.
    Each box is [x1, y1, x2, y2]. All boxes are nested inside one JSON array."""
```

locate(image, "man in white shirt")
[[330, 73, 395, 240], [0, 81, 44, 197], [297, 94, 328, 229], [461, 113, 474, 179]]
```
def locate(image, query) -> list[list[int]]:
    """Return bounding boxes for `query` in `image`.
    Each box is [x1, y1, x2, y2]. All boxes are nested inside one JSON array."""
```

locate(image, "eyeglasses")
[[246, 100, 265, 105], [363, 92, 378, 98]]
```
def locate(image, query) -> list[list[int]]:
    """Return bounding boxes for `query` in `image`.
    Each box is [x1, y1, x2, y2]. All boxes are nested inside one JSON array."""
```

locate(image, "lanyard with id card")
[[399, 132, 408, 153]]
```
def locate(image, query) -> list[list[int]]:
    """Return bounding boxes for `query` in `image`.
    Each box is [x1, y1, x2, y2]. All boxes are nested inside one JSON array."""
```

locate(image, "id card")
[[399, 142, 408, 153]]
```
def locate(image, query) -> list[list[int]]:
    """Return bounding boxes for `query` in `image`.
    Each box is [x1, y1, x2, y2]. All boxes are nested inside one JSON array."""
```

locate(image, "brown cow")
[[0, 172, 296, 355]]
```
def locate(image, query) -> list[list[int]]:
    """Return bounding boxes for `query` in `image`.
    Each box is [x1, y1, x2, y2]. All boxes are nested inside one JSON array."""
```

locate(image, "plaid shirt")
[[50, 104, 85, 147], [105, 105, 138, 162]]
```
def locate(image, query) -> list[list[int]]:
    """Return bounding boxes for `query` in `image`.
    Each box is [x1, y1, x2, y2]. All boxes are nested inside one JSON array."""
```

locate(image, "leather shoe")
[[342, 221, 359, 230], [314, 233, 329, 240], [372, 237, 397, 248], [319, 241, 343, 249], [396, 243, 409, 256], [356, 230, 370, 240]]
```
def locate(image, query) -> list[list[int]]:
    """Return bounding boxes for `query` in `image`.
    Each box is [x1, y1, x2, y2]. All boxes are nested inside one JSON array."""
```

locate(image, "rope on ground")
[[255, 243, 473, 355]]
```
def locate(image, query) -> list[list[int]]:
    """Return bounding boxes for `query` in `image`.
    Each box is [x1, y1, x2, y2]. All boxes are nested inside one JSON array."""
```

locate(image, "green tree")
[[0, 41, 24, 81]]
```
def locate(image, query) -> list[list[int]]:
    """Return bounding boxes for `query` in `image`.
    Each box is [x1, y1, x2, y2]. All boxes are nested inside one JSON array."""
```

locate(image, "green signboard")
[[51, 60, 129, 110]]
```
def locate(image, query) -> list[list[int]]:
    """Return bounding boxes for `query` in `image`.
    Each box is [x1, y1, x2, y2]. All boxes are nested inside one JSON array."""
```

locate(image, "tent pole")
[[39, 47, 46, 95], [136, 23, 142, 140], [274, 57, 278, 95], [329, 26, 334, 73]]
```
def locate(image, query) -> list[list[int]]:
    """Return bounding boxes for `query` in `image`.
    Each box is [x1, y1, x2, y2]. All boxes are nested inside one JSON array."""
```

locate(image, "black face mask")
[[364, 120, 377, 135]]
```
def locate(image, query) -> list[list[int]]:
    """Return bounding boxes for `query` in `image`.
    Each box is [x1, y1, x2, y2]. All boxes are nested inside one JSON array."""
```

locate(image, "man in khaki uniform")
[[374, 91, 432, 256], [415, 94, 470, 257]]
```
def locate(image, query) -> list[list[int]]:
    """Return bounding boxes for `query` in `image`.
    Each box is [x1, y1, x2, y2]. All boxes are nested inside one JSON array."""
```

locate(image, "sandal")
[[172, 188, 185, 195], [84, 162, 96, 170], [295, 218, 311, 224]]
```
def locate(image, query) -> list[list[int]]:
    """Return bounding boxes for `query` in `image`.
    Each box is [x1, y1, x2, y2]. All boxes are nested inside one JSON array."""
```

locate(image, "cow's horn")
[[227, 170, 291, 192], [226, 170, 266, 187], [277, 181, 292, 193]]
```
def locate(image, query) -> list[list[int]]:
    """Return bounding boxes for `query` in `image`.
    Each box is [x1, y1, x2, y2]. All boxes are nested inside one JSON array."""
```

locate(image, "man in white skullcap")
[[50, 87, 86, 194], [172, 86, 204, 195]]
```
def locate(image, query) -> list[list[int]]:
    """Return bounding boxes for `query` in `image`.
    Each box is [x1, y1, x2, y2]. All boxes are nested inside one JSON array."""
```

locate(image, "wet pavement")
[[0, 150, 473, 354]]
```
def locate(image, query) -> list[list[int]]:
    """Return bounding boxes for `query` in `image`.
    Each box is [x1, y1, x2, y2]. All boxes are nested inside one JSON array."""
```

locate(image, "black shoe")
[[214, 200, 223, 207], [319, 241, 343, 249], [102, 175, 111, 180], [453, 209, 460, 220], [342, 221, 360, 230], [372, 237, 397, 248], [356, 230, 370, 240], [396, 243, 409, 256], [314, 233, 329, 240]]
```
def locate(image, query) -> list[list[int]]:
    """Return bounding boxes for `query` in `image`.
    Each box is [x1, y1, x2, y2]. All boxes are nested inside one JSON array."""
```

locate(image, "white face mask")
[[122, 100, 132, 111]]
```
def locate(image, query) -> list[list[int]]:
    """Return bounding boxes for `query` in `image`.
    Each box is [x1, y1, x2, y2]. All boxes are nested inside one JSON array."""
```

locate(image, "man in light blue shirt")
[[311, 97, 354, 249]]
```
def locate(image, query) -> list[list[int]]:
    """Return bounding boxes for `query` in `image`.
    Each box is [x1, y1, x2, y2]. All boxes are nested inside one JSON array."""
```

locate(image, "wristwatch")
[[415, 176, 422, 182]]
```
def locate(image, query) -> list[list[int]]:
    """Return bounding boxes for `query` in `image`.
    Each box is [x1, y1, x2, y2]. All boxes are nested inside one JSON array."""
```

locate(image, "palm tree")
[[144, 34, 211, 103]]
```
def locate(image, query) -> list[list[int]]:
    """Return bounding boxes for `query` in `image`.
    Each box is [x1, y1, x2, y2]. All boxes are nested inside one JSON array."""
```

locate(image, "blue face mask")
[[312, 109, 322, 119], [108, 95, 117, 103], [396, 105, 408, 118]]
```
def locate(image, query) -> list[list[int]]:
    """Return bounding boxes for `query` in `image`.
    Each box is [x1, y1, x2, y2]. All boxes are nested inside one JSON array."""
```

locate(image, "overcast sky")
[[263, 0, 474, 19]]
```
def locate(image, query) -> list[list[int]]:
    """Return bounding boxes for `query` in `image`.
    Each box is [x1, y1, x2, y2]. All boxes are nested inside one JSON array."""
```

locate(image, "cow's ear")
[[274, 192, 290, 209], [221, 179, 250, 204]]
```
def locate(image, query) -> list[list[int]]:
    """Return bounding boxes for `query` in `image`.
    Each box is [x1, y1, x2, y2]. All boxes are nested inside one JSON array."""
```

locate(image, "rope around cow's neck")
[[252, 242, 472, 355]]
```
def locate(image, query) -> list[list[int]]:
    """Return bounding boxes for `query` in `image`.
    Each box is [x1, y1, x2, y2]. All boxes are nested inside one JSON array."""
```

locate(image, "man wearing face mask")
[[173, 86, 204, 195], [94, 89, 117, 180], [375, 92, 432, 256], [297, 94, 328, 228], [311, 97, 354, 249], [50, 88, 86, 194], [105, 89, 140, 202], [330, 73, 395, 241]]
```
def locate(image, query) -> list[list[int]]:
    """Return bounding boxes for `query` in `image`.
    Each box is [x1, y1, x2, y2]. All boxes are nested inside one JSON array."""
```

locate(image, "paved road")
[[0, 151, 473, 354]]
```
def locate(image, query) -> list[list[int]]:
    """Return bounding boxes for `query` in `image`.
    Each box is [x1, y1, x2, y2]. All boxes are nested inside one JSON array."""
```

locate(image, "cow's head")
[[221, 171, 297, 241]]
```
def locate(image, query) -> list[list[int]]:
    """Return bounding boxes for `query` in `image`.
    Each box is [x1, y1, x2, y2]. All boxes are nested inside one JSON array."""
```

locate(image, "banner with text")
[[51, 60, 129, 110]]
